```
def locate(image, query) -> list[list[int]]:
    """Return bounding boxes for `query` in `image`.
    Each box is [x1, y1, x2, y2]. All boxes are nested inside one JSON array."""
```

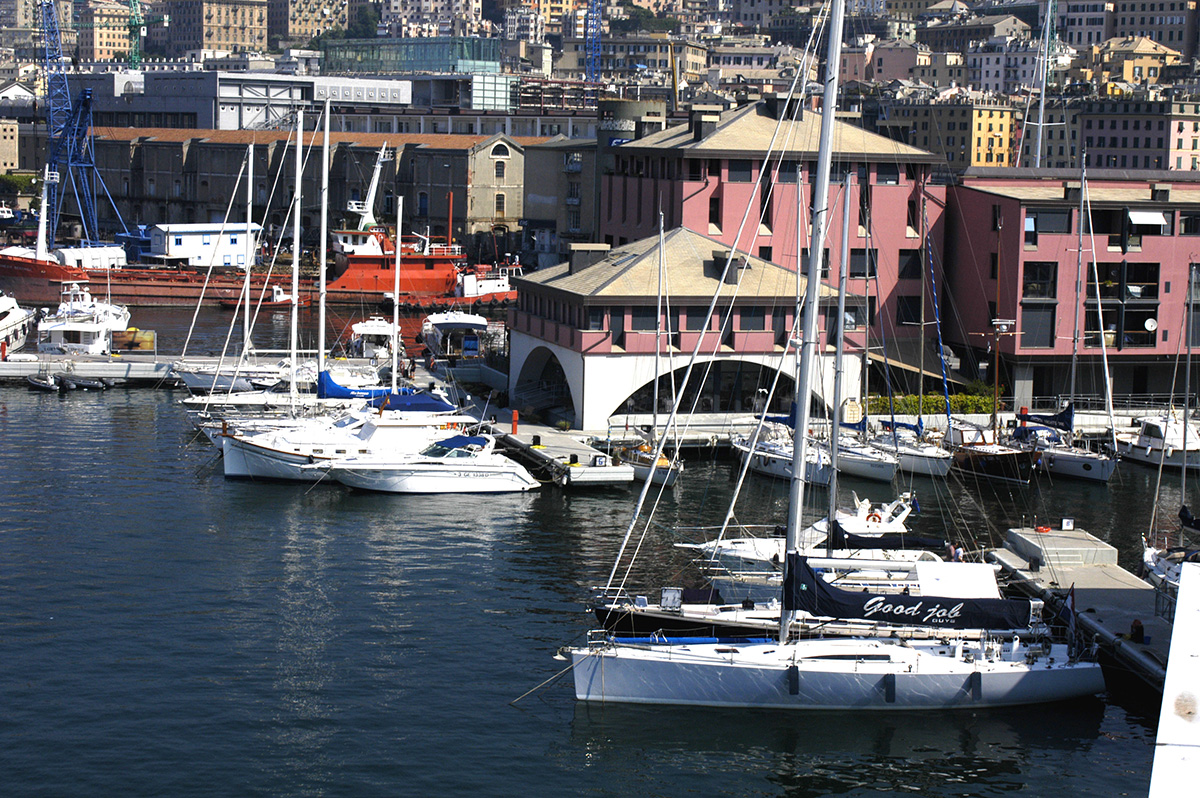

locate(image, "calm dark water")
[[0, 311, 1163, 797]]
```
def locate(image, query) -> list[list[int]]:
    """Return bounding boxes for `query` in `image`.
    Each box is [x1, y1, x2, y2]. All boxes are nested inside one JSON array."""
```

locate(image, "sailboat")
[[567, 2, 1104, 710], [1008, 162, 1118, 483], [614, 213, 684, 488]]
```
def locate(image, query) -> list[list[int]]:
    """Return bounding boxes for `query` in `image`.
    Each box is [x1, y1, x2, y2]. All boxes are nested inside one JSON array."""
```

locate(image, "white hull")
[[832, 447, 899, 482], [571, 637, 1105, 710], [1115, 442, 1200, 470], [629, 461, 681, 486], [732, 438, 831, 486], [221, 437, 324, 481], [326, 462, 539, 493], [1039, 446, 1118, 482], [870, 439, 953, 477]]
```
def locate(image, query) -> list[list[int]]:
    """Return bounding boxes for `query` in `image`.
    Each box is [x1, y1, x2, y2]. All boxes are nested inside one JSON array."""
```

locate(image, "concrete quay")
[[988, 523, 1171, 691]]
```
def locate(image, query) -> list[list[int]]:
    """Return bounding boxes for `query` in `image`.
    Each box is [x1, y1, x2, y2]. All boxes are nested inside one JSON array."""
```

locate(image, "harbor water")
[[0, 309, 1164, 796]]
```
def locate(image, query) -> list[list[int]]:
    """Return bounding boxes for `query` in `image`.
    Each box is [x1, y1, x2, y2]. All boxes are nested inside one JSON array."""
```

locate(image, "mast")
[[243, 143, 253, 353], [289, 109, 302, 411], [1083, 174, 1118, 456], [1185, 263, 1194, 546], [827, 175, 851, 556], [391, 197, 403, 394], [654, 210, 665, 452], [318, 99, 330, 374], [1034, 0, 1056, 169], [993, 215, 1004, 439], [1068, 158, 1084, 431], [782, 0, 846, 643]]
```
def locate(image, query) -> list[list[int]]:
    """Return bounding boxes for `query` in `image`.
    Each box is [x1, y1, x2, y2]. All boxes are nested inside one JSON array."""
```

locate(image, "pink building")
[[598, 96, 949, 388], [947, 168, 1200, 407]]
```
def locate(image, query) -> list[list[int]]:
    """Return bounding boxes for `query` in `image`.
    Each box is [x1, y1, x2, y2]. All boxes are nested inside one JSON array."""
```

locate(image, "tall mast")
[[1185, 263, 1194, 547], [827, 175, 851, 556], [654, 210, 665, 447], [318, 99, 330, 374], [289, 109, 302, 412], [391, 197, 403, 394], [243, 143, 253, 352], [1068, 158, 1085, 432], [1034, 0, 1056, 169], [782, 0, 846, 643]]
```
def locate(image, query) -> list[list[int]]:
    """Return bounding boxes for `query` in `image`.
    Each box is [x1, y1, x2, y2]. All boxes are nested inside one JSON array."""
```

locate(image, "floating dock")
[[988, 524, 1171, 690], [485, 413, 636, 487], [0, 352, 177, 386]]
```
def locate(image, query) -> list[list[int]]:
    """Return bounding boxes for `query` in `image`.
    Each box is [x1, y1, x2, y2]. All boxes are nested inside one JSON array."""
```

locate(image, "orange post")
[[511, 410, 519, 435]]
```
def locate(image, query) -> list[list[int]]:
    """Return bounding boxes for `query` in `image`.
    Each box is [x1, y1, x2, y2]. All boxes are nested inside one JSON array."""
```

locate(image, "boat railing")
[[1154, 580, 1177, 623]]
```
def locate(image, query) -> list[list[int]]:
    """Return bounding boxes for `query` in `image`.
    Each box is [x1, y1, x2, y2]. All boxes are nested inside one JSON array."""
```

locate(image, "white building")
[[149, 222, 263, 268]]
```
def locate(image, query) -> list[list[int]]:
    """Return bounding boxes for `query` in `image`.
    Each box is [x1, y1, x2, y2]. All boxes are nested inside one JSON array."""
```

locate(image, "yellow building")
[[878, 97, 1016, 170], [164, 0, 267, 56]]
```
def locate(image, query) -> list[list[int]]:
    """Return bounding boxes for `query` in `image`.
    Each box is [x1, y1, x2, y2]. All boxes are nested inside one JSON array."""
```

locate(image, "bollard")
[[512, 410, 519, 435], [532, 434, 541, 446]]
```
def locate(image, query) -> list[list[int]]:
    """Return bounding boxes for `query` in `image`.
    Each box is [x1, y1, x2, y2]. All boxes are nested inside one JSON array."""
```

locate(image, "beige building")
[[522, 136, 596, 268], [878, 96, 1016, 170], [165, 0, 267, 56], [559, 33, 707, 83], [1081, 36, 1182, 89], [79, 0, 135, 63], [0, 119, 18, 174], [269, 0, 349, 49]]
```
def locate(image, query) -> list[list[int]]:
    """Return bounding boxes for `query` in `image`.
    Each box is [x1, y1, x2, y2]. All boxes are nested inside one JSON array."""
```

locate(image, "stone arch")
[[511, 345, 582, 427]]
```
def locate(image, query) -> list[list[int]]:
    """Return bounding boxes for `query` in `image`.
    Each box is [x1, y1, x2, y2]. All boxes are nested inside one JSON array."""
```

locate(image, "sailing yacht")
[[868, 419, 953, 477], [567, 3, 1103, 710]]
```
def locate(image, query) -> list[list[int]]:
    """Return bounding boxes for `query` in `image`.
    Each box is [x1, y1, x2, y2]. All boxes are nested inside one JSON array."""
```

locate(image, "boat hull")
[[732, 440, 831, 486], [870, 440, 953, 477], [1039, 447, 1118, 482], [326, 462, 539, 493], [834, 449, 899, 482], [951, 446, 1039, 484], [571, 638, 1106, 710]]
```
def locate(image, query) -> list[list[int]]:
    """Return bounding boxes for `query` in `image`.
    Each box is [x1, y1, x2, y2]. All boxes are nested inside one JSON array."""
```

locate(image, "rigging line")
[[608, 14, 833, 593], [509, 651, 589, 706], [1147, 275, 1190, 543]]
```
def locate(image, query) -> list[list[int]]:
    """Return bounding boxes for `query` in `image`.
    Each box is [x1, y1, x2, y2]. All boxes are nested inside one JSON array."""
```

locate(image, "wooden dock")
[[483, 411, 636, 487], [988, 524, 1171, 691]]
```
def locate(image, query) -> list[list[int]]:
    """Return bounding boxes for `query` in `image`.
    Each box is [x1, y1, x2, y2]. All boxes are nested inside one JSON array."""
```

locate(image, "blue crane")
[[38, 0, 127, 249], [584, 0, 601, 88]]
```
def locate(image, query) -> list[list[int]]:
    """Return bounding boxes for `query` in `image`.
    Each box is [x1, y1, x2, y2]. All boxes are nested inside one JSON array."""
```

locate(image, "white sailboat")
[[567, 3, 1105, 709], [1009, 162, 1118, 482]]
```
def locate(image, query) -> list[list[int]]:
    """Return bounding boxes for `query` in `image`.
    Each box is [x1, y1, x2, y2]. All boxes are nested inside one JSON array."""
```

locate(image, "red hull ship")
[[0, 234, 518, 309]]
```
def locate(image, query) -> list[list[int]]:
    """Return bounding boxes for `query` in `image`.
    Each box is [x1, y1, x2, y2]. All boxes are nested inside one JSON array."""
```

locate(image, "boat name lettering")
[[861, 597, 964, 624]]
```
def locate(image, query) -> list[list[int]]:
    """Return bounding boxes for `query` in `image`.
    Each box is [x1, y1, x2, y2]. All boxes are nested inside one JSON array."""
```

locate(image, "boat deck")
[[988, 524, 1171, 691]]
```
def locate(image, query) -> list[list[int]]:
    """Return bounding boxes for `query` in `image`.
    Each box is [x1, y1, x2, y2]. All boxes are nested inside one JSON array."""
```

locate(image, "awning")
[[1129, 210, 1167, 226]]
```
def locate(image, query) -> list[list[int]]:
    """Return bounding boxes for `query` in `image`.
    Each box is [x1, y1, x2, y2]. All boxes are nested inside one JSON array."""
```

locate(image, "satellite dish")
[[1145, 318, 1159, 332]]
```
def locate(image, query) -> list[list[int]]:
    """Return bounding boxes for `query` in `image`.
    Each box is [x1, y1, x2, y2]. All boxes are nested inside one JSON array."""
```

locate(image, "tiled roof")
[[619, 101, 940, 162], [517, 226, 846, 302], [91, 128, 552, 150]]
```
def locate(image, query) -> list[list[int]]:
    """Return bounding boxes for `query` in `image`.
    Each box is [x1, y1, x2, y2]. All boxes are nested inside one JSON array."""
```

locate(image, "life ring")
[[867, 512, 882, 523]]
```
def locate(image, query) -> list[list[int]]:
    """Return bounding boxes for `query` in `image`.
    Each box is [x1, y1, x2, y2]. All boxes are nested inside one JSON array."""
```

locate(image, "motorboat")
[[1115, 413, 1200, 470], [420, 309, 489, 362], [344, 316, 402, 360], [35, 282, 131, 355], [614, 442, 683, 487], [221, 394, 478, 481], [311, 433, 540, 493], [0, 290, 33, 356]]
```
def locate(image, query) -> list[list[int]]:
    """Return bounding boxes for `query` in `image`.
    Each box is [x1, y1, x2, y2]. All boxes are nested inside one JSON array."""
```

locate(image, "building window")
[[728, 159, 752, 182], [1021, 305, 1056, 348], [495, 161, 505, 179], [740, 306, 766, 330], [1023, 261, 1057, 298], [685, 306, 709, 330], [630, 306, 657, 330], [896, 295, 922, 326], [850, 248, 877, 277], [586, 306, 605, 331], [495, 193, 505, 216], [898, 248, 922, 278]]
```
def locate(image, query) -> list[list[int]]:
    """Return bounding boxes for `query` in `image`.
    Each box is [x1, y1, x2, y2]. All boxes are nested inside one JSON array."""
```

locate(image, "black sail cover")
[[783, 555, 1034, 630]]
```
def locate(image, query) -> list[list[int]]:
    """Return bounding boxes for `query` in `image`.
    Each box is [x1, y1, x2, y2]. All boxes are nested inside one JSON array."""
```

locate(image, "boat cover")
[[1010, 425, 1063, 444], [369, 391, 458, 413], [1016, 403, 1074, 432], [879, 418, 923, 435], [433, 435, 487, 449], [317, 370, 394, 400], [783, 554, 1034, 629]]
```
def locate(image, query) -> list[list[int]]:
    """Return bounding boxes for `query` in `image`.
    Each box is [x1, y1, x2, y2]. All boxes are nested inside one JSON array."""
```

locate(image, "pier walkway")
[[988, 524, 1171, 691]]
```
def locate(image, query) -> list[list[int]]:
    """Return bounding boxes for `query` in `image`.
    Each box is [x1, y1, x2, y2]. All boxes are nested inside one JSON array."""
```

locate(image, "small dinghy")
[[26, 373, 59, 391], [59, 375, 108, 390]]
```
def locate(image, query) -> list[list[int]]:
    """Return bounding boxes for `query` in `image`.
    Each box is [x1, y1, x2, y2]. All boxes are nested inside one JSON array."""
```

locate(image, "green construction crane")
[[73, 0, 169, 69]]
